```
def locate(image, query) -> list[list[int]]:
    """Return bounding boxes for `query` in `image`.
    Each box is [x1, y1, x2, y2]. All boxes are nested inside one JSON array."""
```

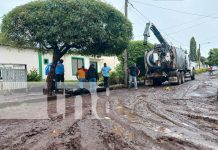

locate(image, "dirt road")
[[0, 73, 218, 150]]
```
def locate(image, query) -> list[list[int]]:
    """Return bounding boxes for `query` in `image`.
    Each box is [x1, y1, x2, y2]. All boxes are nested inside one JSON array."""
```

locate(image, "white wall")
[[0, 46, 120, 81], [42, 54, 95, 80], [41, 53, 53, 80], [62, 55, 90, 81], [99, 56, 119, 71], [0, 46, 39, 72]]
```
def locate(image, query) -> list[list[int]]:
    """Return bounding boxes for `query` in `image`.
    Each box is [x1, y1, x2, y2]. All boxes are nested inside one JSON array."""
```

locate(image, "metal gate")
[[0, 64, 27, 90]]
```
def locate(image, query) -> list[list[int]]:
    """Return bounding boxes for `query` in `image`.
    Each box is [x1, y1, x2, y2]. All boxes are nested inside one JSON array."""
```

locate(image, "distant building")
[[190, 61, 207, 69], [0, 45, 119, 80]]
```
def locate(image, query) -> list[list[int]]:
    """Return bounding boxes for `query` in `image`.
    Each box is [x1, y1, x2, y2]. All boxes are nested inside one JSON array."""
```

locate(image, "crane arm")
[[143, 22, 169, 47]]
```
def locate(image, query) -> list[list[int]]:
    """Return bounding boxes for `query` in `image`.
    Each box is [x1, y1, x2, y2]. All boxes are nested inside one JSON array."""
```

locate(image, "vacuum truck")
[[143, 22, 195, 85]]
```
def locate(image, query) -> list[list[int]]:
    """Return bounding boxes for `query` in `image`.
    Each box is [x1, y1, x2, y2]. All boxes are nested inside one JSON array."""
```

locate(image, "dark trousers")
[[51, 79, 56, 91], [103, 76, 109, 88], [55, 74, 64, 82], [55, 74, 64, 90]]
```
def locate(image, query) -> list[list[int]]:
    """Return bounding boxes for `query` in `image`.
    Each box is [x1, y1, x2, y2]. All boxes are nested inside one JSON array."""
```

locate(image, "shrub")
[[27, 68, 41, 81], [118, 40, 153, 78], [109, 71, 123, 85], [195, 68, 208, 74]]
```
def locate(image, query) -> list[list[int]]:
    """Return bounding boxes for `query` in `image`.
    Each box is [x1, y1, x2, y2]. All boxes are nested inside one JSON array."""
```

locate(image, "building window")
[[44, 59, 49, 65], [90, 61, 98, 72], [72, 57, 84, 75]]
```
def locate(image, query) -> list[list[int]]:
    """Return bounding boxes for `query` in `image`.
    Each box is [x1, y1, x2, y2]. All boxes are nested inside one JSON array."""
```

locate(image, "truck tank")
[[143, 22, 194, 85], [144, 46, 188, 73], [173, 47, 188, 70]]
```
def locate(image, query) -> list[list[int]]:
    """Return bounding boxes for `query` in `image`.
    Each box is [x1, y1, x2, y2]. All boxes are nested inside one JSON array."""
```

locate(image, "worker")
[[45, 59, 64, 93], [76, 66, 87, 89], [128, 63, 140, 89], [101, 63, 111, 88], [55, 59, 65, 89], [86, 64, 99, 93], [208, 66, 213, 76]]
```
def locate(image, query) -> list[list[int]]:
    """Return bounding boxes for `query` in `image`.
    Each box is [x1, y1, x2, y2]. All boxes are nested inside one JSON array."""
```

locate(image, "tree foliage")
[[1, 0, 132, 55], [117, 40, 153, 77], [1, 0, 132, 94], [189, 37, 197, 61], [200, 56, 206, 64], [207, 48, 218, 66]]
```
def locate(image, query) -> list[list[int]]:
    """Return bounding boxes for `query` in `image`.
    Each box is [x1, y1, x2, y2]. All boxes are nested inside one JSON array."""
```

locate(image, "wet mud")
[[0, 73, 218, 150]]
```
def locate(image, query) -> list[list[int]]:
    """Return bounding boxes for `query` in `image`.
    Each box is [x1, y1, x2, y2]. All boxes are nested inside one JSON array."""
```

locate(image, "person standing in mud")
[[55, 59, 65, 90], [128, 63, 140, 89], [76, 66, 87, 89], [101, 63, 111, 88], [86, 64, 99, 93], [208, 66, 213, 76]]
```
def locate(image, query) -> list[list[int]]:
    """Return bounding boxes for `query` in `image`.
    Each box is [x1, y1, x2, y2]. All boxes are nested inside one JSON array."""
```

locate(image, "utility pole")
[[198, 44, 201, 69], [125, 0, 128, 17], [124, 0, 128, 86]]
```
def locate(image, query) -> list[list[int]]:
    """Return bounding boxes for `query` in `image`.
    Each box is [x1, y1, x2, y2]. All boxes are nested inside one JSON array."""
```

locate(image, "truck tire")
[[181, 72, 185, 84], [177, 72, 181, 85], [153, 79, 162, 86]]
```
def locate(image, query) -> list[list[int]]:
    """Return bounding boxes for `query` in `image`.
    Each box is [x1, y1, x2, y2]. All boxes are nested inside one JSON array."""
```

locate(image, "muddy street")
[[0, 73, 218, 150]]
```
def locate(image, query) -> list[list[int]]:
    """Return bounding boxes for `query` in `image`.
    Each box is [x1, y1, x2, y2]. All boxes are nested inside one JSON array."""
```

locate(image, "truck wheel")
[[177, 72, 181, 85], [153, 79, 162, 86], [181, 72, 185, 84]]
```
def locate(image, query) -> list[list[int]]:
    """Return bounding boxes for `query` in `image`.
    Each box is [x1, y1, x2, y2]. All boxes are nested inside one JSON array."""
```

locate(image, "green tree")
[[189, 37, 197, 61], [1, 0, 132, 95], [118, 40, 153, 79], [200, 56, 206, 64], [207, 48, 218, 66]]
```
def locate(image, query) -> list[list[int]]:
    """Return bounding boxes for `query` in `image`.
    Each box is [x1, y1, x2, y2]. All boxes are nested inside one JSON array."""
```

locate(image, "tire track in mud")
[[0, 73, 217, 149], [110, 103, 208, 150], [101, 106, 178, 149], [103, 74, 218, 150], [96, 94, 191, 150], [147, 100, 218, 149], [0, 96, 93, 150]]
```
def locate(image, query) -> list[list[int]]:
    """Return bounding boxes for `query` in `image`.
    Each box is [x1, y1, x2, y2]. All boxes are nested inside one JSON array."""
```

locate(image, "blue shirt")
[[55, 62, 64, 75], [101, 66, 111, 77]]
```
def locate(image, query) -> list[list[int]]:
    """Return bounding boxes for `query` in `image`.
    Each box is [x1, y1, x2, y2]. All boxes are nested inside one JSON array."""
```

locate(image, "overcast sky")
[[1, 0, 218, 57]]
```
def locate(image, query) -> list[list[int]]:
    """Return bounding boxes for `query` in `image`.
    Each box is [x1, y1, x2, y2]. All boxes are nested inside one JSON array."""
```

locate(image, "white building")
[[0, 45, 119, 80]]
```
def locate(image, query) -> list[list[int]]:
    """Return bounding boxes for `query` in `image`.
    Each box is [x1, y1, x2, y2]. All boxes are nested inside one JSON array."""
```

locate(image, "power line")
[[134, 15, 218, 41], [131, 0, 218, 40], [131, 0, 218, 19], [119, 4, 125, 12], [129, 0, 218, 48], [133, 10, 218, 38], [128, 1, 150, 22], [199, 36, 218, 44], [129, 1, 188, 48], [167, 18, 218, 35], [161, 11, 218, 31]]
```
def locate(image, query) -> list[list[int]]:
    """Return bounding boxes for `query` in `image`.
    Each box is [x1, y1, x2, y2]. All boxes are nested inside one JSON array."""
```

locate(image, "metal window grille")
[[0, 64, 27, 90]]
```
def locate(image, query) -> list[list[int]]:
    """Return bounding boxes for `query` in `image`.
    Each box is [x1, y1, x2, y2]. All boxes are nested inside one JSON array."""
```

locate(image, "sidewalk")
[[0, 92, 48, 109]]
